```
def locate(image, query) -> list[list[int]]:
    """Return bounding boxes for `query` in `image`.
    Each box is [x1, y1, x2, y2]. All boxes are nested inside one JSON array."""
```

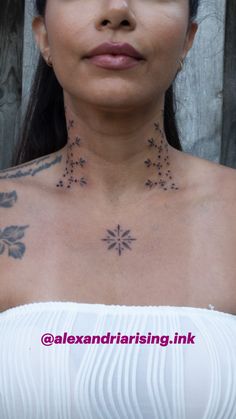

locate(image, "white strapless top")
[[0, 301, 236, 419]]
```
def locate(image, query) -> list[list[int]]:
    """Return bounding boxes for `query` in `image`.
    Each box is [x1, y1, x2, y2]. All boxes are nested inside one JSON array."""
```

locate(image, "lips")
[[84, 42, 144, 60]]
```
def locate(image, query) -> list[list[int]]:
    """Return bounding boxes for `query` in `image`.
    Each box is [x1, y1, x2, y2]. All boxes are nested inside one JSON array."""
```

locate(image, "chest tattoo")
[[0, 190, 30, 259], [101, 224, 137, 256]]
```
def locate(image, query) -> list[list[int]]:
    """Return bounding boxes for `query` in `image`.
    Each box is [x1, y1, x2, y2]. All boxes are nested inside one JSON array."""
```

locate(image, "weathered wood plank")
[[175, 0, 226, 163], [0, 0, 25, 170], [221, 0, 236, 169]]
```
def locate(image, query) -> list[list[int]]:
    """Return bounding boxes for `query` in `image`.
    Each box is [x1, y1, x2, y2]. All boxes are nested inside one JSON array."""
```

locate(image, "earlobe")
[[32, 16, 50, 61]]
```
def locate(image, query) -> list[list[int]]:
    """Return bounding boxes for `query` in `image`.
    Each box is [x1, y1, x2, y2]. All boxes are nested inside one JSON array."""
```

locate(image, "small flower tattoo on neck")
[[144, 121, 179, 191], [56, 126, 88, 189]]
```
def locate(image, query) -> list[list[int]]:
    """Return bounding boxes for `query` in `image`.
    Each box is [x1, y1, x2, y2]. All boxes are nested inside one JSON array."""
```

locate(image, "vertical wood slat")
[[0, 0, 25, 170], [175, 0, 226, 163], [221, 0, 236, 169]]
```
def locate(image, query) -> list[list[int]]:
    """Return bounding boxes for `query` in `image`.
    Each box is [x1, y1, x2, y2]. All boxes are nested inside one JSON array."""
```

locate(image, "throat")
[[55, 120, 180, 197]]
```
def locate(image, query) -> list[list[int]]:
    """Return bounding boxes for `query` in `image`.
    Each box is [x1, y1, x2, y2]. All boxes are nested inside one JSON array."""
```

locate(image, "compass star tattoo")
[[101, 224, 137, 256], [144, 120, 179, 191]]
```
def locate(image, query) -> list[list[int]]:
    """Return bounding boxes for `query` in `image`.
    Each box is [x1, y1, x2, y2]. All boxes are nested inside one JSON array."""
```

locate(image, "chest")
[[1, 194, 236, 313]]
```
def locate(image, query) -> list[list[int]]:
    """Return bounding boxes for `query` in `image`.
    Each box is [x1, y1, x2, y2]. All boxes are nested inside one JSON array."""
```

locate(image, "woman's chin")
[[90, 100, 145, 112], [79, 91, 149, 110]]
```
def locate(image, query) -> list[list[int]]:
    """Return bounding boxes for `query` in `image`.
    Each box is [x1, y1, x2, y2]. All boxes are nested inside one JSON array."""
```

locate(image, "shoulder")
[[180, 150, 236, 197], [0, 153, 63, 262], [0, 151, 63, 191], [174, 150, 236, 229], [0, 151, 63, 182], [0, 152, 64, 224], [185, 153, 236, 227], [200, 157, 236, 202]]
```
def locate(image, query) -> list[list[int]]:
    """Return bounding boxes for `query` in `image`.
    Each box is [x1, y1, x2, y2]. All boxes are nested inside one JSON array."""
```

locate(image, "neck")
[[56, 95, 181, 205]]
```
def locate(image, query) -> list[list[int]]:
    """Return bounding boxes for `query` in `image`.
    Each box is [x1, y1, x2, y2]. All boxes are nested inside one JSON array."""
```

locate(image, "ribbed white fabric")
[[0, 301, 236, 419]]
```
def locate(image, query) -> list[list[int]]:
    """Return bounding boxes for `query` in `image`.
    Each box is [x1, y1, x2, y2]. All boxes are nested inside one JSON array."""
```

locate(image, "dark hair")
[[11, 0, 199, 166]]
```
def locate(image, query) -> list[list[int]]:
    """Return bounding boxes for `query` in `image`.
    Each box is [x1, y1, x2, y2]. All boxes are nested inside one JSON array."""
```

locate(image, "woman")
[[0, 0, 236, 417]]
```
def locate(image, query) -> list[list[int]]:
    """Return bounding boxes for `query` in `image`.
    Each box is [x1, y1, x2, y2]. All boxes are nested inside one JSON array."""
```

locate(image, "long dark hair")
[[11, 0, 199, 166]]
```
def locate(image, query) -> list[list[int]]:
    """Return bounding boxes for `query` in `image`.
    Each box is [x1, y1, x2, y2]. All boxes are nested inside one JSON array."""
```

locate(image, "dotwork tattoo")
[[58, 109, 179, 192], [0, 155, 62, 180], [144, 121, 179, 191], [56, 120, 88, 189], [0, 191, 17, 208], [0, 225, 30, 259], [101, 224, 137, 256]]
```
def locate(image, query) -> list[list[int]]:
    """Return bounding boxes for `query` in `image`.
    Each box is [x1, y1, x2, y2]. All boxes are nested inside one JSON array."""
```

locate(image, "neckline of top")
[[0, 300, 235, 319]]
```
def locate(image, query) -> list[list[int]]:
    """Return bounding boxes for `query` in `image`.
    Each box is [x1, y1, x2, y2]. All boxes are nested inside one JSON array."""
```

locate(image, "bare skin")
[[0, 0, 236, 314], [1, 151, 236, 315]]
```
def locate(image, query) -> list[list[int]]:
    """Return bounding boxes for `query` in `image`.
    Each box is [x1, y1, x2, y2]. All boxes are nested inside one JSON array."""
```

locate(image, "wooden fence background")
[[0, 0, 235, 171]]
